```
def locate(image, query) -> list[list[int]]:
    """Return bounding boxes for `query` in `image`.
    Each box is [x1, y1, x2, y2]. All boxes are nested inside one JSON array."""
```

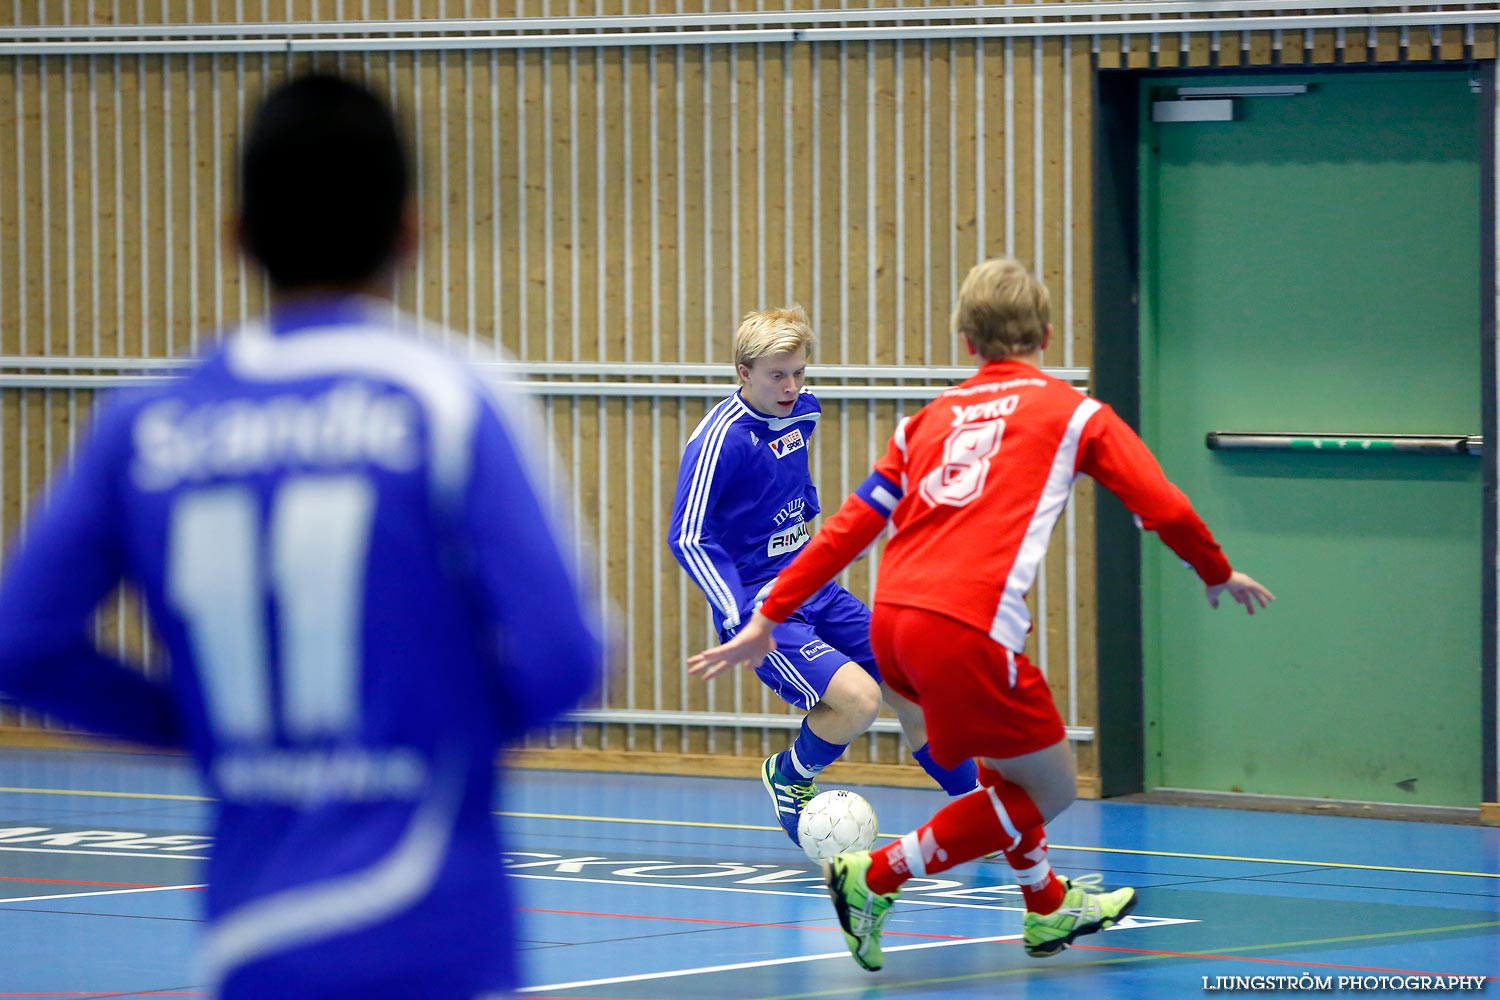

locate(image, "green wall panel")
[[1141, 71, 1483, 807]]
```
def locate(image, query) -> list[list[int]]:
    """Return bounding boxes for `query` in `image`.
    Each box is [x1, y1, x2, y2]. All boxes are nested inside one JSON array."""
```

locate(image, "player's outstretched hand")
[[688, 612, 777, 680], [1205, 570, 1275, 615]]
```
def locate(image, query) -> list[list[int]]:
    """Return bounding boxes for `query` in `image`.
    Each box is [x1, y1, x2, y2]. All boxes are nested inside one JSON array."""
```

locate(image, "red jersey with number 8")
[[760, 358, 1231, 652], [870, 359, 1229, 649]]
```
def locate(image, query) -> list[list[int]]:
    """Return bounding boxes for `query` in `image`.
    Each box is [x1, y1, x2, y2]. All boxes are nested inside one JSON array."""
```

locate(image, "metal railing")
[[0, 359, 1098, 750], [0, 3, 1494, 54], [0, 357, 1089, 396]]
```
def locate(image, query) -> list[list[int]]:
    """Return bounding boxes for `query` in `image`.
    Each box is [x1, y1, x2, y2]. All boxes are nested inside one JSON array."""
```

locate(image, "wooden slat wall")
[[0, 1, 1494, 791], [1095, 9, 1498, 67]]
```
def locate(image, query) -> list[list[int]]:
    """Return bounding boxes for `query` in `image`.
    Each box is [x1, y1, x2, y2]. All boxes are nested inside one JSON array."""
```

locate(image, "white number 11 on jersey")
[[166, 476, 376, 743]]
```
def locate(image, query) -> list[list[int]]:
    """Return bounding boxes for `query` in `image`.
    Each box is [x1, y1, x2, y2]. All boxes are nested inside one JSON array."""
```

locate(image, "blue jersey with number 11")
[[0, 298, 603, 999]]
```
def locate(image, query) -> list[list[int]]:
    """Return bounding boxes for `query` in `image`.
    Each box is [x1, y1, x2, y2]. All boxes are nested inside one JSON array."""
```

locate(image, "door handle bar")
[[1205, 432, 1482, 456]]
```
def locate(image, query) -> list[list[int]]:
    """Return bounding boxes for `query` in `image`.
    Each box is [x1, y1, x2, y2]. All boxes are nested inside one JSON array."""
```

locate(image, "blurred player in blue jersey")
[[668, 307, 977, 844], [0, 74, 604, 999]]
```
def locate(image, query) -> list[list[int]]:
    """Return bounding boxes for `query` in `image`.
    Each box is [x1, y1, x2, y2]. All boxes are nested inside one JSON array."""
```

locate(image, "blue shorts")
[[720, 582, 879, 711]]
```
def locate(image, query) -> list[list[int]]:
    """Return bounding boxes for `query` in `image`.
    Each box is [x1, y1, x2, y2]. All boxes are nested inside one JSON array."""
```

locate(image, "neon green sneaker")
[[1023, 874, 1138, 958], [823, 851, 900, 971], [761, 754, 819, 845]]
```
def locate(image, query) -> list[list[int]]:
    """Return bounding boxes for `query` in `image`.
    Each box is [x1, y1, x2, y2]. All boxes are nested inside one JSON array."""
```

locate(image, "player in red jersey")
[[689, 257, 1273, 972]]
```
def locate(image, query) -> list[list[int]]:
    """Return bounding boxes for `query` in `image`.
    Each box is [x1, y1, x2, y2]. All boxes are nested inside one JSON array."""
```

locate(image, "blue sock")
[[776, 719, 846, 782], [913, 742, 979, 796]]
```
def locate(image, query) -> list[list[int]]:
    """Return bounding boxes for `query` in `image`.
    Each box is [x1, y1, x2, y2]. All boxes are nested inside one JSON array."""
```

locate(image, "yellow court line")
[[2, 788, 1494, 880], [743, 920, 1500, 1000], [501, 809, 772, 833], [0, 785, 211, 802]]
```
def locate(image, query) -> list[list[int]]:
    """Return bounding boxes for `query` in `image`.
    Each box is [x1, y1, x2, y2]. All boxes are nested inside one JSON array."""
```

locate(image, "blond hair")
[[951, 258, 1050, 360], [733, 305, 816, 373]]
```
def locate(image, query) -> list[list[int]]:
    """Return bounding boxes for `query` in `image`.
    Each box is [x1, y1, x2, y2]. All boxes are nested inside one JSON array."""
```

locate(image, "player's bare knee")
[[895, 714, 928, 750], [1044, 784, 1077, 821], [1019, 771, 1076, 823], [836, 688, 881, 731], [880, 686, 927, 746], [820, 664, 882, 730]]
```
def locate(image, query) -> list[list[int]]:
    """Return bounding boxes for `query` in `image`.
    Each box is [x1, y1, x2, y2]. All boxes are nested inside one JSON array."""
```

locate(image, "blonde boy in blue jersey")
[[668, 306, 977, 843]]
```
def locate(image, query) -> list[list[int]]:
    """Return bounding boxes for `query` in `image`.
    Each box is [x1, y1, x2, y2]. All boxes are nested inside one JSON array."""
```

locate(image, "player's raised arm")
[[688, 462, 902, 676], [0, 399, 184, 747], [759, 485, 891, 616], [1076, 401, 1274, 616]]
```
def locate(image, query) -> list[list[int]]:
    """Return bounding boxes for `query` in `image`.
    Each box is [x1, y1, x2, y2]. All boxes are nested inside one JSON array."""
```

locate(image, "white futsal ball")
[[797, 789, 879, 862]]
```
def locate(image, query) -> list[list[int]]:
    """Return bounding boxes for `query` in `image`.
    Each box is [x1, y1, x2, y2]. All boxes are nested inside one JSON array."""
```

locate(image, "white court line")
[[512, 871, 1197, 923], [0, 883, 204, 905], [522, 929, 1147, 993], [513, 870, 1192, 993], [0, 863, 1189, 994], [512, 871, 1028, 913], [0, 852, 1186, 920], [519, 935, 1027, 992]]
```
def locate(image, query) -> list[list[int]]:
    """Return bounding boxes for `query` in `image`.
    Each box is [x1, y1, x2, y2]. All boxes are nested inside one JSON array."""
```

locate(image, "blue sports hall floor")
[[0, 748, 1495, 998]]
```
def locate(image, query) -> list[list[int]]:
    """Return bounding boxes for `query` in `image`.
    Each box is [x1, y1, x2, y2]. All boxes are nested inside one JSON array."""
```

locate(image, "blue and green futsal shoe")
[[761, 754, 818, 845]]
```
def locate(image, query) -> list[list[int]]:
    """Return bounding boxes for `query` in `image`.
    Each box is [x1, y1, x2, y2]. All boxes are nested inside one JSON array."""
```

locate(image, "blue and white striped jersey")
[[0, 297, 604, 999], [668, 388, 823, 632]]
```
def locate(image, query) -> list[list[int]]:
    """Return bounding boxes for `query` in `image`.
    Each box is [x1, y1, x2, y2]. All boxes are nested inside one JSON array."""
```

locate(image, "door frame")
[[1091, 63, 1498, 806]]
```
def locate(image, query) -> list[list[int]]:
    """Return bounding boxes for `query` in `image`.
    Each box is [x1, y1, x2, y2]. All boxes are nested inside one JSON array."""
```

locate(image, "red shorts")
[[870, 603, 1066, 768]]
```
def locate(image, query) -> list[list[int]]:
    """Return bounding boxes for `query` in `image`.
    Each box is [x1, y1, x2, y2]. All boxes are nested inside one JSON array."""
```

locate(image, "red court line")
[[521, 905, 965, 940], [0, 876, 169, 889]]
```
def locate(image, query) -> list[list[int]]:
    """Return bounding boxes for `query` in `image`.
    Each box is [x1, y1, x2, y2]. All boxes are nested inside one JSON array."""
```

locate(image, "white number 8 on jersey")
[[919, 419, 1004, 508]]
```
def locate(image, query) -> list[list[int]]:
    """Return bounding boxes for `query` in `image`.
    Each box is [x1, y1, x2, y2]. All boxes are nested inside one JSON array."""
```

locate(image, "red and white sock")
[[864, 765, 1064, 915], [979, 763, 1065, 914]]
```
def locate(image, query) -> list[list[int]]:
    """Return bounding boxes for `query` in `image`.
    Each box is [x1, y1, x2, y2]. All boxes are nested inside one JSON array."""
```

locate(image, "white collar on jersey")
[[732, 391, 822, 433]]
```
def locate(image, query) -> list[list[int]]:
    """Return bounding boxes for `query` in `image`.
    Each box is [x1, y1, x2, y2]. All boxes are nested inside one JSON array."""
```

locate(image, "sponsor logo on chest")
[[773, 497, 806, 527], [767, 427, 806, 459], [767, 520, 811, 556]]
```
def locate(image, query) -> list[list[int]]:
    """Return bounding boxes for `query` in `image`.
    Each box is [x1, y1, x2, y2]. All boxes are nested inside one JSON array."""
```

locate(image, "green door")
[[1140, 71, 1483, 807]]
